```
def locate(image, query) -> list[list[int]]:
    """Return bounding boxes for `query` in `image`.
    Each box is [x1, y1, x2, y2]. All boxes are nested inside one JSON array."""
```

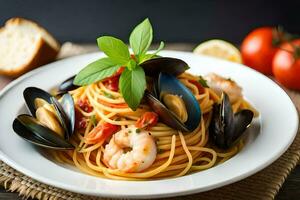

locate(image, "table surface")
[[0, 166, 299, 200], [0, 43, 299, 200]]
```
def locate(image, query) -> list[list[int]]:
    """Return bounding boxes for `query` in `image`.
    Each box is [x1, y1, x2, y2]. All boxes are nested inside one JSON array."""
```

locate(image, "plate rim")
[[0, 50, 298, 198]]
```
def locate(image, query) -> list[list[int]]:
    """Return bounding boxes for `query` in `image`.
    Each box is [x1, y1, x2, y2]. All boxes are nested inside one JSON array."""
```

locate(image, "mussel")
[[141, 57, 189, 77], [12, 87, 75, 150], [56, 75, 78, 95], [145, 72, 201, 132], [209, 92, 254, 149]]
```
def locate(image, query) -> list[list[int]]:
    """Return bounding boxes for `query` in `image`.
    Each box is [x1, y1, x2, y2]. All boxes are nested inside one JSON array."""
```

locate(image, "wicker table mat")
[[0, 43, 299, 200]]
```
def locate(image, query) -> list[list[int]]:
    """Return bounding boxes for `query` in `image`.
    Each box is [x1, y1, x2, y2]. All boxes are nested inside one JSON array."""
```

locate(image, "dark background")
[[0, 0, 299, 44], [1, 1, 300, 200]]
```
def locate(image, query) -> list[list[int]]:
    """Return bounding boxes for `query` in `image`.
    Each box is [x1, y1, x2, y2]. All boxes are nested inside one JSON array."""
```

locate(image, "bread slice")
[[0, 18, 60, 77]]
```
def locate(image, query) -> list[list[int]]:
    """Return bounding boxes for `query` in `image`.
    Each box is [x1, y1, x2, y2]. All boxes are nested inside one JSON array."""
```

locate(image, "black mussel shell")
[[145, 91, 189, 131], [24, 87, 52, 117], [140, 57, 189, 77], [60, 93, 75, 137], [51, 97, 71, 139], [57, 75, 78, 95], [147, 77, 159, 99], [13, 115, 74, 150], [13, 119, 60, 148], [145, 73, 201, 132], [23, 87, 72, 139], [209, 93, 254, 149]]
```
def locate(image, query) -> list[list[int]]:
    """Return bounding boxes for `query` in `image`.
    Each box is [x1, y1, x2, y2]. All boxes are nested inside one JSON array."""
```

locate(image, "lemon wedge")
[[193, 39, 242, 63]]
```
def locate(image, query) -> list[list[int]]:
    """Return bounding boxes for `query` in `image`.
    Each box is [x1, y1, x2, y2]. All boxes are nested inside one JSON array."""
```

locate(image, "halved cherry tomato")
[[188, 80, 205, 94], [85, 122, 119, 144], [77, 98, 93, 113], [241, 27, 278, 74], [104, 76, 120, 91], [103, 67, 125, 91], [272, 39, 300, 90], [135, 112, 159, 129]]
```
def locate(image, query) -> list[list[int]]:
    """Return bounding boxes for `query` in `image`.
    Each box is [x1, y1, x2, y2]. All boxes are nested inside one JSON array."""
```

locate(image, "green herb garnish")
[[136, 128, 141, 133], [73, 58, 121, 86], [103, 91, 114, 99], [74, 18, 164, 110], [90, 115, 97, 127], [198, 76, 209, 88]]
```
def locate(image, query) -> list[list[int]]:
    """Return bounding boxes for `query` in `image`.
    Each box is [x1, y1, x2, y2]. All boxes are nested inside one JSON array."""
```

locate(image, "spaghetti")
[[50, 72, 258, 180]]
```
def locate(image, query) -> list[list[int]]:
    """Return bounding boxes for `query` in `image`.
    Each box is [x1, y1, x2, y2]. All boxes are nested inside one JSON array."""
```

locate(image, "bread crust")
[[0, 17, 60, 77], [6, 17, 60, 51], [0, 37, 59, 77]]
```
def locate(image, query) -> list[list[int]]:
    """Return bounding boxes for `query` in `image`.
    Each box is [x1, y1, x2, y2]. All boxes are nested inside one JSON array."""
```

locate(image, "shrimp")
[[204, 73, 242, 103], [103, 126, 157, 172]]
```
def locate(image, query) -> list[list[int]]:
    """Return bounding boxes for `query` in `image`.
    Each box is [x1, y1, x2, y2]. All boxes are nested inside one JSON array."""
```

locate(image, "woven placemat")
[[0, 43, 299, 200]]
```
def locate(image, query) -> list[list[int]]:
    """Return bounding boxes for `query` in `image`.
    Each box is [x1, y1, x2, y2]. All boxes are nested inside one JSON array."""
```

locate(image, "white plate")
[[0, 51, 298, 199]]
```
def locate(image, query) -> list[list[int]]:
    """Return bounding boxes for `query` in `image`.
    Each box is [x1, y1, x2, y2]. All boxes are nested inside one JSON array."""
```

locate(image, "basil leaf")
[[97, 36, 130, 65], [129, 18, 153, 57], [139, 41, 164, 63], [127, 59, 137, 70], [119, 66, 146, 110], [74, 57, 121, 86], [152, 41, 165, 55]]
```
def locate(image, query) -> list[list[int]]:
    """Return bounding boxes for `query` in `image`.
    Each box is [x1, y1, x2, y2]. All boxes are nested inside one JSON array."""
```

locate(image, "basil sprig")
[[73, 18, 164, 110]]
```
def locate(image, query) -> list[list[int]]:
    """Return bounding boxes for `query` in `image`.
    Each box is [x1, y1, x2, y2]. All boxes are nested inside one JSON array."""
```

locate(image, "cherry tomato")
[[104, 76, 120, 91], [85, 122, 119, 144], [135, 112, 159, 129], [272, 39, 300, 90], [241, 27, 278, 74], [103, 67, 125, 91], [77, 98, 93, 113]]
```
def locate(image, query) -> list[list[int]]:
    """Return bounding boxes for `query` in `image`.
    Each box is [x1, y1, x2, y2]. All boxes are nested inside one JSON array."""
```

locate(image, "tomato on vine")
[[241, 27, 279, 74], [272, 39, 300, 90]]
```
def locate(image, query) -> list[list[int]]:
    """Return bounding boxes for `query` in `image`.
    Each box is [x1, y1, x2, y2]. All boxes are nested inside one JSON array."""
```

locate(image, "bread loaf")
[[0, 18, 60, 77]]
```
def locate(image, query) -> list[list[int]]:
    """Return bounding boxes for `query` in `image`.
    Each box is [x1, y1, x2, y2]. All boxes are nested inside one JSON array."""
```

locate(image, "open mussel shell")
[[60, 93, 75, 137], [13, 115, 74, 150], [51, 97, 72, 139], [57, 75, 78, 95], [23, 87, 73, 139], [209, 92, 254, 149], [24, 87, 52, 117], [140, 57, 189, 77], [145, 73, 201, 132], [145, 91, 189, 131]]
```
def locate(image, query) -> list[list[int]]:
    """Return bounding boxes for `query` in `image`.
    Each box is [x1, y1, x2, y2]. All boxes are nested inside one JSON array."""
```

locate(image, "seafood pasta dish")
[[13, 19, 258, 180]]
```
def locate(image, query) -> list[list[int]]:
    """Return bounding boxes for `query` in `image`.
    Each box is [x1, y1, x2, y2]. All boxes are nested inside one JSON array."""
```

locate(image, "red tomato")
[[85, 122, 119, 144], [241, 27, 278, 74], [272, 39, 300, 90], [103, 67, 125, 91], [104, 76, 120, 91], [77, 98, 93, 113], [135, 112, 159, 129]]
